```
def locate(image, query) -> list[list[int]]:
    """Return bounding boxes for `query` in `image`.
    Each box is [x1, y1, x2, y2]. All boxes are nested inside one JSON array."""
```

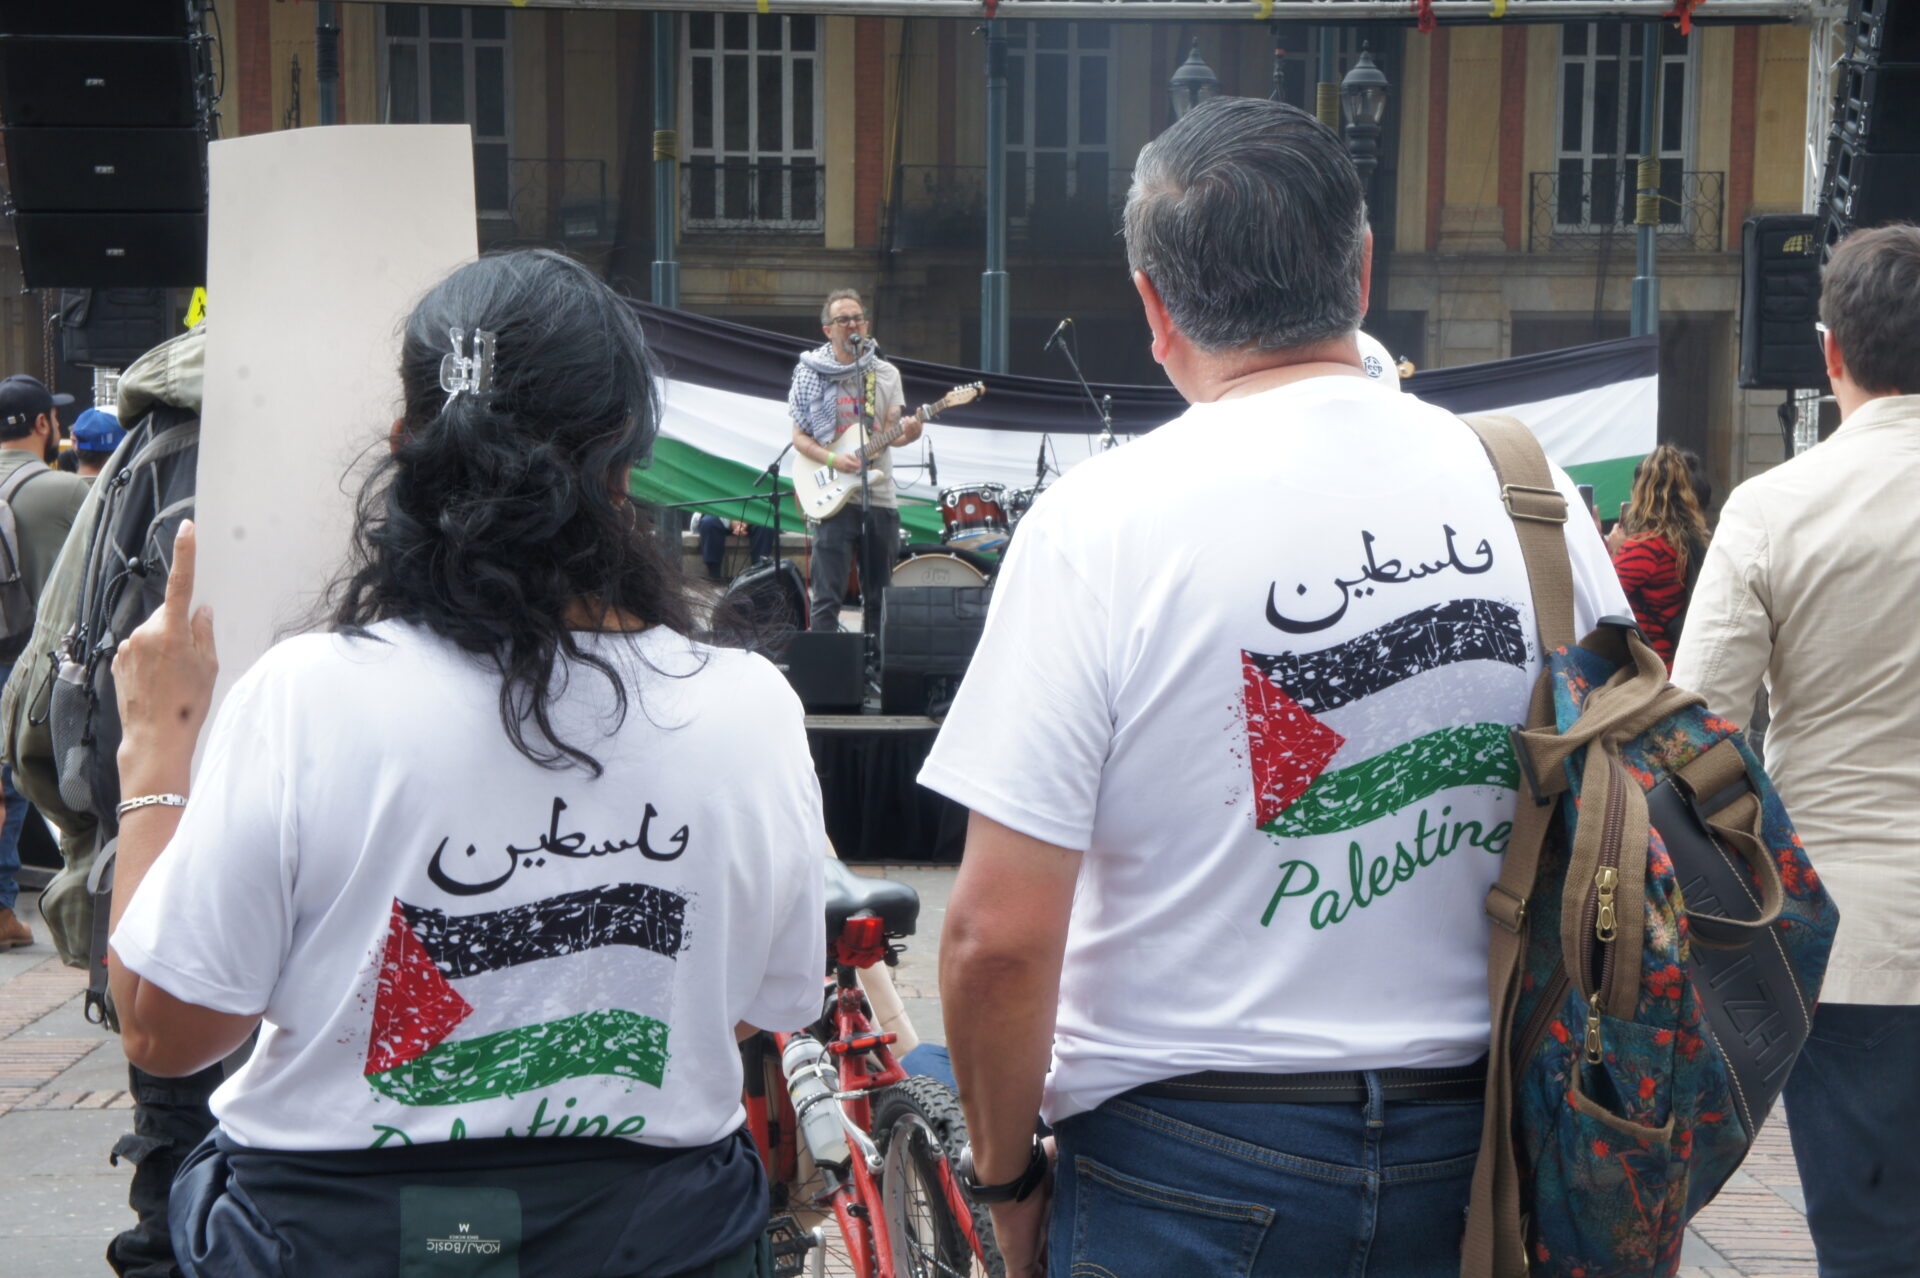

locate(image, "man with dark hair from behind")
[[924, 97, 1626, 1276], [1673, 223, 1920, 1278], [0, 373, 86, 949]]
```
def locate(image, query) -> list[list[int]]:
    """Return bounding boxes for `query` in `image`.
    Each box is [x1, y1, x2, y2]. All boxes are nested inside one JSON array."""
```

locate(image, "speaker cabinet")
[[772, 632, 866, 713], [1850, 0, 1920, 63], [1739, 215, 1829, 392], [1827, 132, 1920, 228], [0, 36, 199, 128], [57, 288, 172, 369], [879, 586, 989, 717], [0, 2, 194, 39], [1837, 59, 1920, 153], [3, 128, 206, 211], [13, 212, 206, 289]]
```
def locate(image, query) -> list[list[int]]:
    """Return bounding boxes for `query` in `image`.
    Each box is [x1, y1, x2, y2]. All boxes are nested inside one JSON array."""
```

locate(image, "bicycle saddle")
[[823, 858, 920, 939]]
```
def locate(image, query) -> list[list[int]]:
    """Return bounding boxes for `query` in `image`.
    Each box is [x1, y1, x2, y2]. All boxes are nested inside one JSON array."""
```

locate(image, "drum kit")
[[892, 481, 1046, 589]]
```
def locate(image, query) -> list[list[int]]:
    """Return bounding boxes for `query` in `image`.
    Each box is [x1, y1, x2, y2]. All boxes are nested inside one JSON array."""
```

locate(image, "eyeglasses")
[[828, 314, 867, 327], [1814, 320, 1830, 354]]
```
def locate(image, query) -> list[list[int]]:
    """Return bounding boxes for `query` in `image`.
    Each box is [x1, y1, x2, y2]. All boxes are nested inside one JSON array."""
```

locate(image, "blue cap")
[[71, 407, 125, 453]]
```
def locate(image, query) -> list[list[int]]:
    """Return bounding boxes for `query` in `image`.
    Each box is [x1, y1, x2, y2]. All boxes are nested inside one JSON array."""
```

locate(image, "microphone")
[[1042, 317, 1072, 353], [928, 438, 939, 488]]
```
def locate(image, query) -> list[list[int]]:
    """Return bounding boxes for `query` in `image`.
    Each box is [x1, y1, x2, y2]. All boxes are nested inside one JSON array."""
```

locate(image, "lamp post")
[[1168, 41, 1222, 122], [1339, 47, 1390, 193]]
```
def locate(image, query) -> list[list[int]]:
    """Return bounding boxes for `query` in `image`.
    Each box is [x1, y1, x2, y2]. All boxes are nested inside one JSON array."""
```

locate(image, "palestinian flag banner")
[[1242, 598, 1532, 887], [365, 883, 684, 1108], [625, 301, 1657, 529]]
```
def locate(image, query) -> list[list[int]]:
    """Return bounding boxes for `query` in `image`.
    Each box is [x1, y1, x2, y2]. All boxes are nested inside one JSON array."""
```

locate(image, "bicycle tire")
[[874, 1075, 1006, 1278]]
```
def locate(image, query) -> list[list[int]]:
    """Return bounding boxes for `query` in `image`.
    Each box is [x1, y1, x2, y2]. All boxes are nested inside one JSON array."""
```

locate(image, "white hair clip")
[[439, 327, 497, 407]]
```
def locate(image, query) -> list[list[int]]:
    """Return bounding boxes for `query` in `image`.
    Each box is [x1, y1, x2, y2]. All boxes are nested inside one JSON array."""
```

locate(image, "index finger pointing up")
[[163, 520, 197, 628]]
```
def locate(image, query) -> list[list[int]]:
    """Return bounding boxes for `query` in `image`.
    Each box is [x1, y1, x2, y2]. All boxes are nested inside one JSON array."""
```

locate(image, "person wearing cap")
[[0, 373, 89, 949], [70, 407, 127, 479]]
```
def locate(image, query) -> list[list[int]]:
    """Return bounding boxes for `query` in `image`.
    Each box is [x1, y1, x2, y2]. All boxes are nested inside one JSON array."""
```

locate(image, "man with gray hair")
[[1672, 223, 1920, 1276], [789, 289, 922, 634], [924, 98, 1624, 1275]]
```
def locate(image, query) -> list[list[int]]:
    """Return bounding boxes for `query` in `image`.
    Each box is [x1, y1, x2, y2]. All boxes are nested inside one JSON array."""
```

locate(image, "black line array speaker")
[[1819, 0, 1920, 252], [0, 0, 206, 288], [1851, 0, 1920, 62], [879, 586, 989, 717], [1739, 215, 1828, 392]]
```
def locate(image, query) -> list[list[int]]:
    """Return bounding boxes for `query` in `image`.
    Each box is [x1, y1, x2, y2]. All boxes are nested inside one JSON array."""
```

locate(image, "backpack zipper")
[[1579, 760, 1629, 1063]]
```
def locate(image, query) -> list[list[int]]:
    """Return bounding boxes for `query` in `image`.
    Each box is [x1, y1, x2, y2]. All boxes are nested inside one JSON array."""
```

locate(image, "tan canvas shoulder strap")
[[1459, 414, 1574, 1278]]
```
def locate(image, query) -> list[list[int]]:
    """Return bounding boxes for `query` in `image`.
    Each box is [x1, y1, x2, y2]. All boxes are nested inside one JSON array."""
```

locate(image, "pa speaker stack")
[[0, 0, 209, 289], [1738, 216, 1828, 391], [1819, 0, 1920, 252]]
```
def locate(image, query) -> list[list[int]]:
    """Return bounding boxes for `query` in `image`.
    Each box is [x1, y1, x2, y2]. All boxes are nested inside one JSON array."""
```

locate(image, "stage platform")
[[806, 712, 965, 865]]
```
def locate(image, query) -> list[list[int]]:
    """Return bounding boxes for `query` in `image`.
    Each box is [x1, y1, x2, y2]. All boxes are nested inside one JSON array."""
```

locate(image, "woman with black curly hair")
[[103, 250, 825, 1277]]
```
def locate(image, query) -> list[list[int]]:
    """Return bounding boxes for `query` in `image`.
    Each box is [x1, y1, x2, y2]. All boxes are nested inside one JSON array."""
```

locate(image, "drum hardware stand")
[[1045, 318, 1118, 451]]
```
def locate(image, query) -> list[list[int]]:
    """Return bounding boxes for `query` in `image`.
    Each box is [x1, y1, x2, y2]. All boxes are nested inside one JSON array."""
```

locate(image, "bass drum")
[[891, 553, 990, 589]]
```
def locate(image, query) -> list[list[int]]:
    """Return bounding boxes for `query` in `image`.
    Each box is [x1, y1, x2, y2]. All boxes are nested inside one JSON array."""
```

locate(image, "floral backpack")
[[1459, 416, 1839, 1278]]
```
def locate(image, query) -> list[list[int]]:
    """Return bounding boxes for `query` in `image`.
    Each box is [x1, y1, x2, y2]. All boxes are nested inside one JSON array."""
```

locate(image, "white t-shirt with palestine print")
[[112, 622, 825, 1152], [919, 374, 1627, 1123]]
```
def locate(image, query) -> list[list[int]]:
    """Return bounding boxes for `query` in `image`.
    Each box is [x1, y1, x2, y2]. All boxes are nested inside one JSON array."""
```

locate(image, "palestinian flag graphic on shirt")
[[1242, 599, 1530, 837], [364, 883, 683, 1107]]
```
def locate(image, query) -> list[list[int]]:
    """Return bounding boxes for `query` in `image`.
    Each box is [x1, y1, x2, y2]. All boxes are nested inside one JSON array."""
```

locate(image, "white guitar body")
[[790, 382, 984, 523]]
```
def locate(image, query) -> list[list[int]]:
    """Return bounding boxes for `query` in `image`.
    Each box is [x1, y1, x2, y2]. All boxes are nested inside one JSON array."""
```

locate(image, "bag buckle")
[[1486, 883, 1528, 933], [1501, 483, 1567, 525]]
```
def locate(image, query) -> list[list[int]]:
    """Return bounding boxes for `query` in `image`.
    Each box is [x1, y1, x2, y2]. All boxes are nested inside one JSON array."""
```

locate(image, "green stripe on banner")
[[1564, 454, 1645, 521], [1260, 721, 1519, 840], [629, 438, 947, 543], [365, 1008, 670, 1107]]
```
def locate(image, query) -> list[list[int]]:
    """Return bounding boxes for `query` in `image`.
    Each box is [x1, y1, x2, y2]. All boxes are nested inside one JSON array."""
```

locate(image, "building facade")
[[1, 3, 1817, 501]]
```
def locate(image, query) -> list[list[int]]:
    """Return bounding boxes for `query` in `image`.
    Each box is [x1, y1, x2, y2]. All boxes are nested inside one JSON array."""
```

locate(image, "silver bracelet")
[[116, 793, 189, 819]]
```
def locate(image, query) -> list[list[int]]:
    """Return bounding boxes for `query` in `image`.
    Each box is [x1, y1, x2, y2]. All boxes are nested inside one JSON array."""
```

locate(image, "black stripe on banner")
[[1408, 334, 1658, 416], [1246, 599, 1528, 716], [399, 883, 686, 979]]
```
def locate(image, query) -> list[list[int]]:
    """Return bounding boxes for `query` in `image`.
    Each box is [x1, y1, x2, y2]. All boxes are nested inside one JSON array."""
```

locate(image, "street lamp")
[[1168, 41, 1222, 122], [1339, 46, 1390, 190]]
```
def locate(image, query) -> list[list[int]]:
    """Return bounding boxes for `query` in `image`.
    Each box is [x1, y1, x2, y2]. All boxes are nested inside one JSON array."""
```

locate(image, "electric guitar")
[[791, 382, 985, 522]]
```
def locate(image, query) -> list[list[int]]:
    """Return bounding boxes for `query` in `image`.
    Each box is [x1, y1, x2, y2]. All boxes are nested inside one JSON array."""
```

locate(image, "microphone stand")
[[1049, 324, 1117, 451]]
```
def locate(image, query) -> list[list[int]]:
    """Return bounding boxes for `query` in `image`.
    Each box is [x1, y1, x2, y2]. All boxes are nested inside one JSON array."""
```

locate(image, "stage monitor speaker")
[[13, 212, 206, 289], [0, 37, 199, 128], [1850, 0, 1920, 62], [1739, 214, 1828, 391], [0, 1, 193, 39], [3, 127, 206, 212], [771, 631, 865, 713], [1837, 58, 1920, 154], [1825, 131, 1920, 229], [57, 288, 171, 369], [879, 586, 988, 717], [714, 557, 810, 643]]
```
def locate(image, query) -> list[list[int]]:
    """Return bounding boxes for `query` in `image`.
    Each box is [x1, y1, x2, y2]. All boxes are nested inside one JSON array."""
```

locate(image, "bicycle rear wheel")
[[875, 1075, 1005, 1278]]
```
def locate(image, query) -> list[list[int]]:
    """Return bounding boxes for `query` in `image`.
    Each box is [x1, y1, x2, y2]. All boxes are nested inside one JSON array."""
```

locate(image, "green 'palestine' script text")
[[1260, 805, 1512, 930]]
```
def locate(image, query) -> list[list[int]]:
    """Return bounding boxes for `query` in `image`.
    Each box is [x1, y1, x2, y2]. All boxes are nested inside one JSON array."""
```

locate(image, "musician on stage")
[[789, 289, 923, 634]]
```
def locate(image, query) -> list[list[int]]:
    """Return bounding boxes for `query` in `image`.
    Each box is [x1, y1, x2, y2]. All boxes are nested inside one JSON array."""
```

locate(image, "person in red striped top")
[[1607, 443, 1711, 667]]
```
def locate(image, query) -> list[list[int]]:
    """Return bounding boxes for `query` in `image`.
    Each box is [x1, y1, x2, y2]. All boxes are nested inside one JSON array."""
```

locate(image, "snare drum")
[[938, 483, 1011, 553], [891, 553, 990, 589]]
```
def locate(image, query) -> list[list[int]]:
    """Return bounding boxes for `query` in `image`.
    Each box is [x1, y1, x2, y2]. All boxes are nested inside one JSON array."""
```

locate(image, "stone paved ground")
[[0, 873, 1820, 1276]]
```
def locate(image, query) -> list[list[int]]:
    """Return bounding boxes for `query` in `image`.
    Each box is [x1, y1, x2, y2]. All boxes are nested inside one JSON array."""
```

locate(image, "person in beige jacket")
[[1671, 224, 1920, 1278]]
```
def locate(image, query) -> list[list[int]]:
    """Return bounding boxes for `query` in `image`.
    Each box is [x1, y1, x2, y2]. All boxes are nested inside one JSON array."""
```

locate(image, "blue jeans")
[[1783, 1002, 1920, 1277], [0, 656, 23, 912], [1048, 1082, 1481, 1278]]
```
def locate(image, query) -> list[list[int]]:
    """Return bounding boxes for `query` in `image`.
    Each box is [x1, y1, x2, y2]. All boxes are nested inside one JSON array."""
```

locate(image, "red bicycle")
[[742, 860, 1002, 1278]]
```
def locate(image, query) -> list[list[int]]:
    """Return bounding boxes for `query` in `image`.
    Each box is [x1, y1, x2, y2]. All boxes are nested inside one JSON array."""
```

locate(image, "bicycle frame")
[[744, 929, 985, 1278]]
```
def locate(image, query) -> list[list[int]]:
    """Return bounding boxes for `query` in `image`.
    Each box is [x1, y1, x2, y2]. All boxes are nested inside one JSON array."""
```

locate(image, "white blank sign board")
[[196, 125, 476, 728]]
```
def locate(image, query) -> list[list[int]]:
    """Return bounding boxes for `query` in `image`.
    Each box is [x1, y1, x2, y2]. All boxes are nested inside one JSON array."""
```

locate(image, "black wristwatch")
[[956, 1138, 1049, 1204]]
